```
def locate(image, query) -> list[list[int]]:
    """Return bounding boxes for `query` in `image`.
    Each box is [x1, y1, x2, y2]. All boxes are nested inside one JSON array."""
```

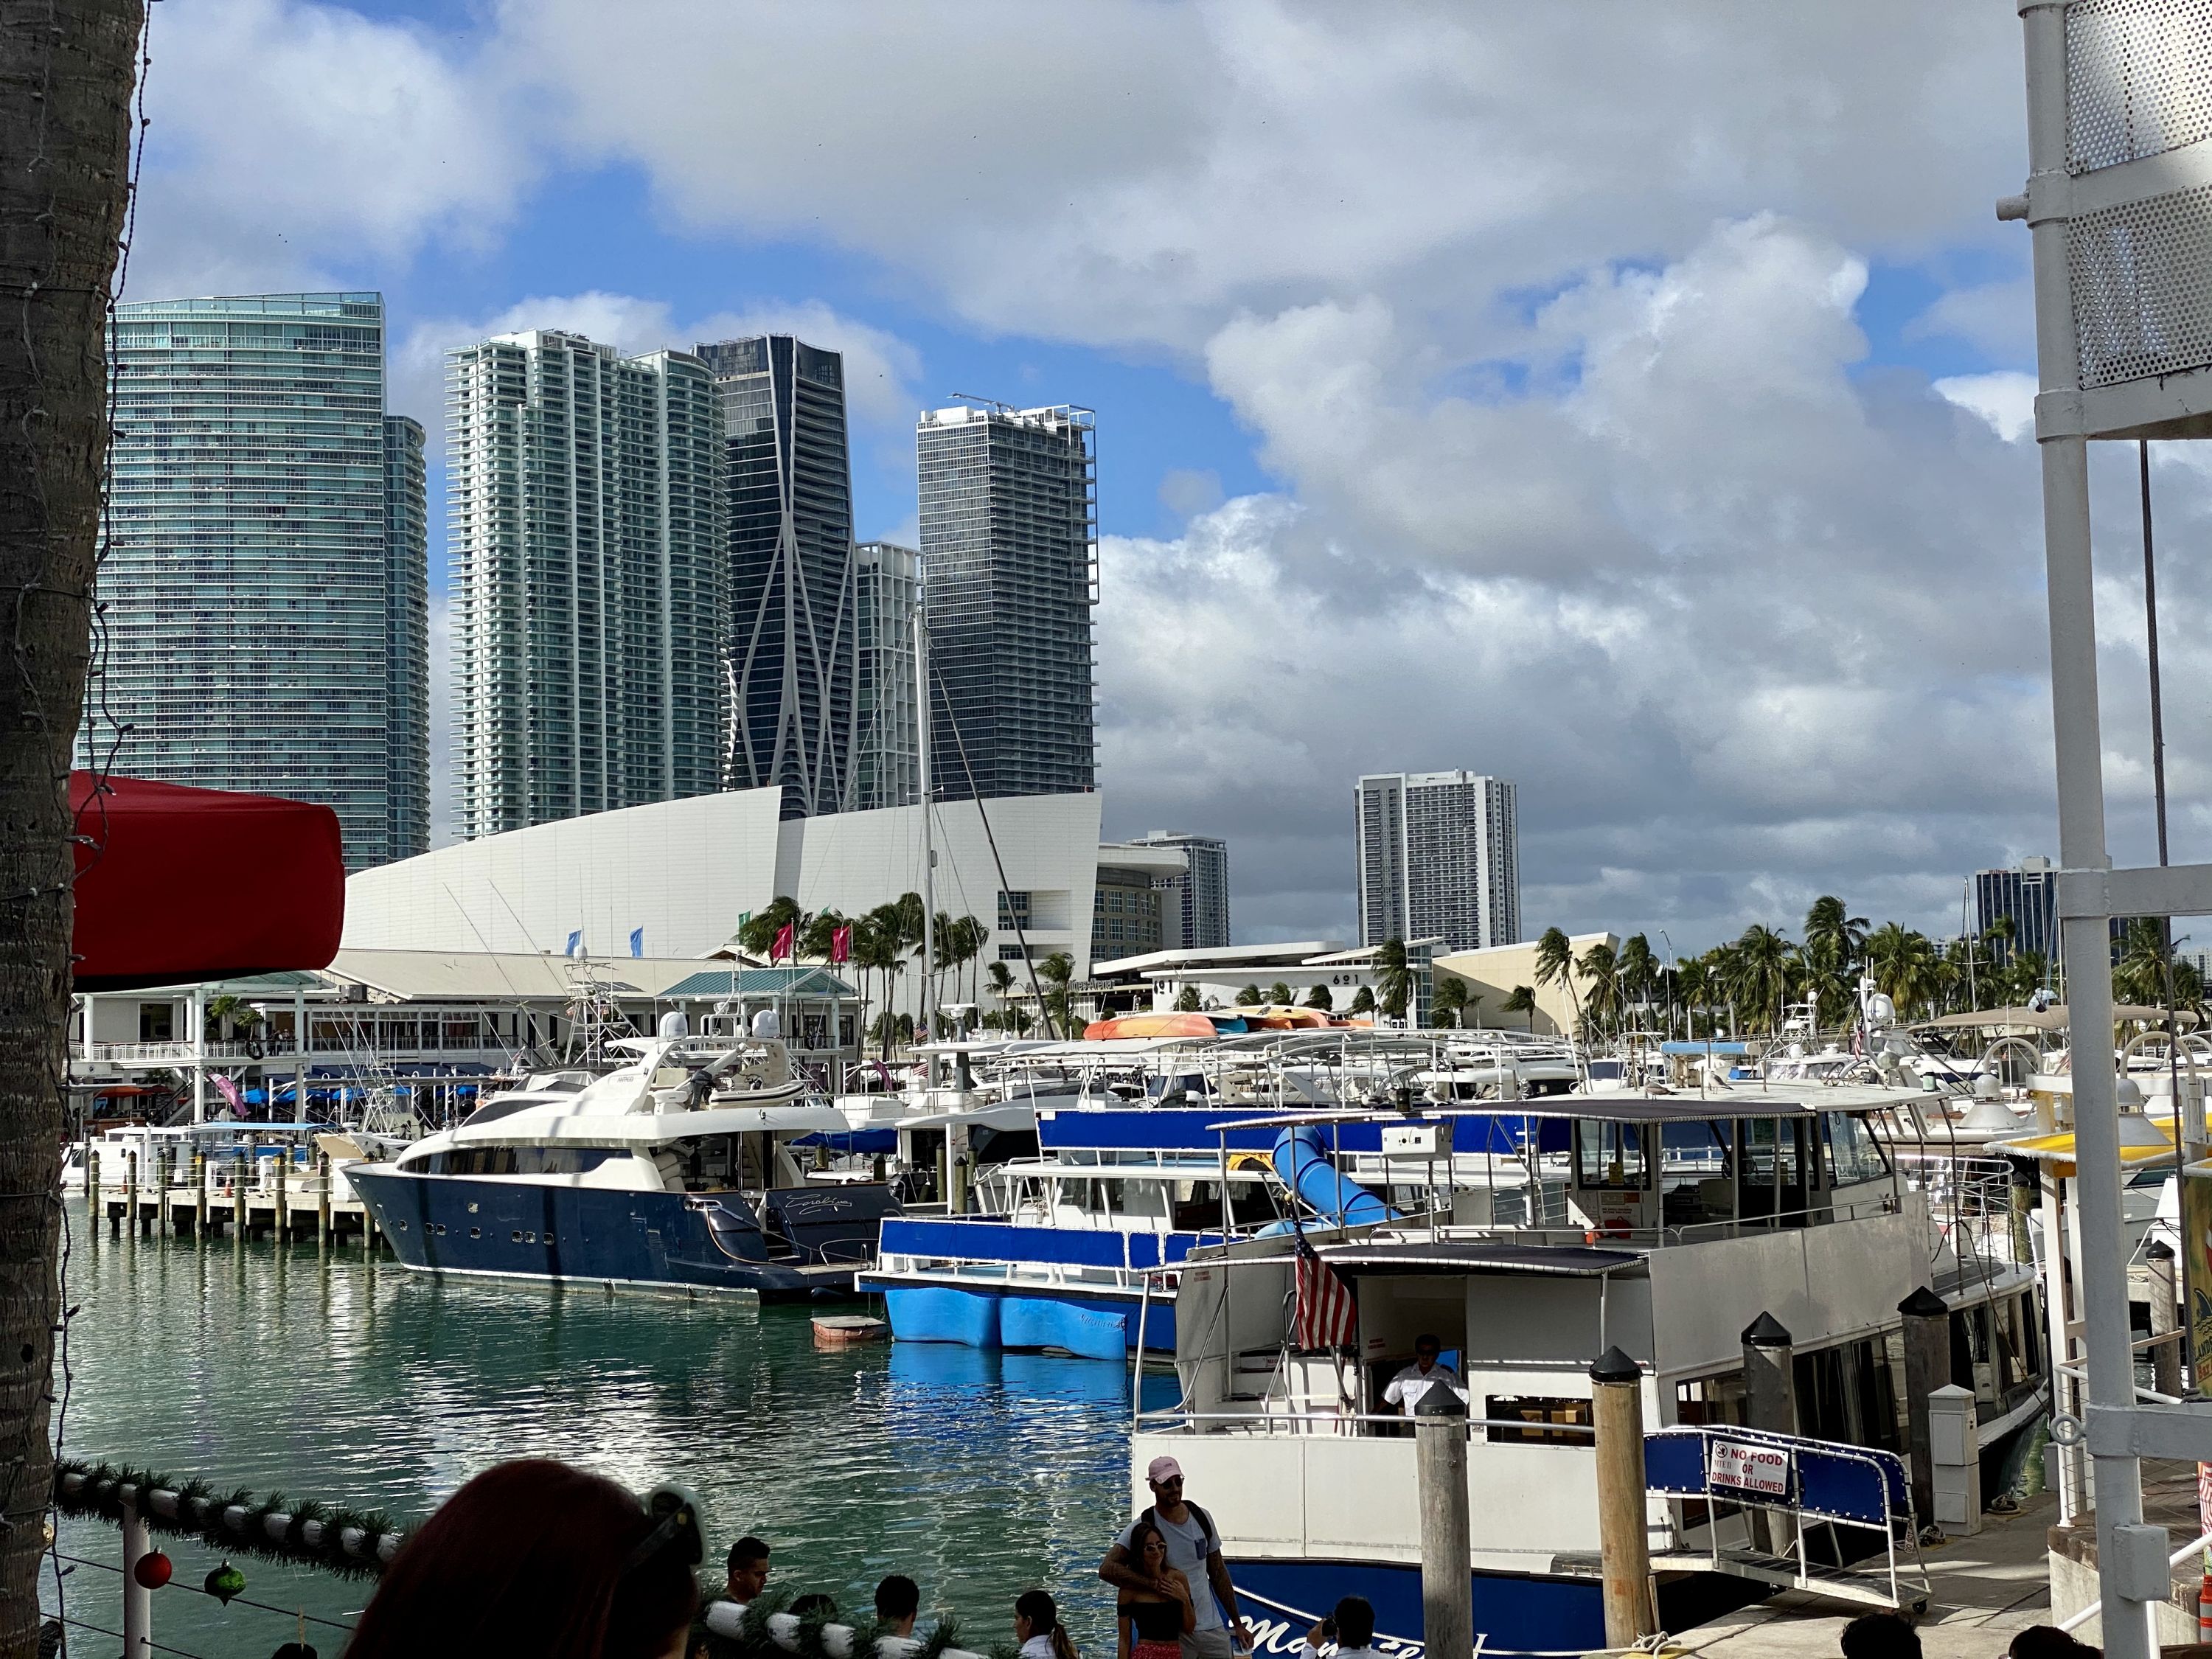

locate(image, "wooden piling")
[[1742, 1310, 1797, 1556], [125, 1151, 137, 1238], [1590, 1344, 1655, 1650], [1898, 1288, 1949, 1533], [195, 1152, 209, 1237], [316, 1152, 331, 1250], [274, 1152, 289, 1242], [85, 1127, 97, 1212], [1414, 1380, 1472, 1659]]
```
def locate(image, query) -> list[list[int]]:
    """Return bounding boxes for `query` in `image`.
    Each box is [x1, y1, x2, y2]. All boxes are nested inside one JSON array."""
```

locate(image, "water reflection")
[[48, 1207, 1133, 1655]]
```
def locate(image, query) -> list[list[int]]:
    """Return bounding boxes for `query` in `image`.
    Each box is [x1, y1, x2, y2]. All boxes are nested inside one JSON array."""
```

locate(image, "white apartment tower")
[[1128, 830, 1231, 949], [852, 540, 920, 810], [448, 330, 726, 838], [1355, 771, 1519, 952]]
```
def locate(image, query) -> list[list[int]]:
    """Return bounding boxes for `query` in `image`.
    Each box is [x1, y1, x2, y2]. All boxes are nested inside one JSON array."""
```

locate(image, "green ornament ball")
[[205, 1561, 246, 1604]]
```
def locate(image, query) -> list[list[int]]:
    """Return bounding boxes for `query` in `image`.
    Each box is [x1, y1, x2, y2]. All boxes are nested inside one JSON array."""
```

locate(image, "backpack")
[[1141, 1500, 1219, 1559]]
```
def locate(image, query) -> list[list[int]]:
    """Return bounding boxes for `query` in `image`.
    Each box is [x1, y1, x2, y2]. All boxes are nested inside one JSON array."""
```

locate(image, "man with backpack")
[[1099, 1455, 1253, 1659]]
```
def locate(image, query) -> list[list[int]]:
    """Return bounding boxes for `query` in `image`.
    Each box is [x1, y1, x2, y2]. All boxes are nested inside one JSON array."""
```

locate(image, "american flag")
[[1293, 1228, 1359, 1350]]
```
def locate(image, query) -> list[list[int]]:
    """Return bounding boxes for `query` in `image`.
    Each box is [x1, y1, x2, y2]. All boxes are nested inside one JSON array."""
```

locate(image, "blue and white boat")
[[349, 1034, 900, 1299], [1130, 1090, 1956, 1657]]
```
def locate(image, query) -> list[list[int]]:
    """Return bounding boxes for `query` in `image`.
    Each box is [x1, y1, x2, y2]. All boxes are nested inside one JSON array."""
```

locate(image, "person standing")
[[1382, 1335, 1466, 1415], [1099, 1455, 1252, 1659], [1116, 1517, 1195, 1659]]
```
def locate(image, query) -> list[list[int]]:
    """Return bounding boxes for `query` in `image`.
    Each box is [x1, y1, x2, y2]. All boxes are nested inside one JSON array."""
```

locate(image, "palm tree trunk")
[[0, 4, 139, 1649]]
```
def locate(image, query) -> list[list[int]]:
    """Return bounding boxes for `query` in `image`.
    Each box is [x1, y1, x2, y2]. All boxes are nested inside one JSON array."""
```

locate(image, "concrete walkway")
[[1666, 1493, 2057, 1659]]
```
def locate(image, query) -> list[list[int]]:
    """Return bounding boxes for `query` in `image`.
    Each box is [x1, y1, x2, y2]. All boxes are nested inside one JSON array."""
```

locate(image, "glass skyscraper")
[[1355, 771, 1520, 951], [447, 330, 726, 839], [852, 540, 919, 811], [916, 403, 1097, 800], [83, 292, 426, 869], [696, 335, 857, 818]]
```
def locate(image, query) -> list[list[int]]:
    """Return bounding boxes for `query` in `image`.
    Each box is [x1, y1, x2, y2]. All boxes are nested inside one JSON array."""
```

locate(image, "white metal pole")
[[2019, 4, 2146, 1647], [294, 984, 307, 1120], [191, 983, 206, 1123], [121, 1495, 151, 1659], [915, 599, 935, 1041]]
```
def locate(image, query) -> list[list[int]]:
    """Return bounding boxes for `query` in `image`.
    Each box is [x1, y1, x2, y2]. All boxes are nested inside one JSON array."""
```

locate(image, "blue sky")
[[134, 0, 2202, 950]]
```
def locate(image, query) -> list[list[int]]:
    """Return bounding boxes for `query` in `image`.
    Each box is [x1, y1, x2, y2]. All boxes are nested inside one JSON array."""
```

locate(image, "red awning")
[[70, 773, 345, 992]]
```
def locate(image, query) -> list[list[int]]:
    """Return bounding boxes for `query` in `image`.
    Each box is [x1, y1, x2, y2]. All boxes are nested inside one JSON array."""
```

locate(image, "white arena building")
[[341, 786, 1116, 987]]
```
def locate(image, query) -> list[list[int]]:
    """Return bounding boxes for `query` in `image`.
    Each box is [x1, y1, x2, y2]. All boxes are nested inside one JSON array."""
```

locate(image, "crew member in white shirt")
[[1299, 1596, 1382, 1659], [1382, 1334, 1467, 1415]]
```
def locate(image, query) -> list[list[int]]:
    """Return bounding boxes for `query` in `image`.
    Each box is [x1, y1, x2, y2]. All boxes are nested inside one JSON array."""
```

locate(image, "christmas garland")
[[51, 1460, 408, 1581], [704, 1588, 1016, 1659]]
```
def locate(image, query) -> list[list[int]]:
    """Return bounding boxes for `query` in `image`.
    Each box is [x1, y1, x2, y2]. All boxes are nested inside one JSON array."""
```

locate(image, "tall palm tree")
[[1800, 897, 1865, 1031], [1236, 984, 1263, 1006], [1305, 983, 1335, 1012], [986, 959, 1013, 1004], [1038, 951, 1075, 1039], [1267, 980, 1294, 1007], [737, 894, 807, 959], [1617, 935, 1659, 1030], [1864, 922, 1939, 1020], [1674, 958, 1709, 1039], [1576, 941, 1621, 1040], [1431, 976, 1467, 1029], [1725, 925, 1795, 1034], [1502, 984, 1538, 1032], [1346, 986, 1375, 1018], [1532, 927, 1580, 1032], [1374, 938, 1413, 1023]]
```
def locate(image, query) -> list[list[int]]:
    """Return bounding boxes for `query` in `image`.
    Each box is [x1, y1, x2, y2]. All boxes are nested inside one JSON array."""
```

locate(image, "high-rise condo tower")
[[852, 540, 920, 811], [447, 330, 726, 838], [1355, 771, 1520, 951], [696, 335, 858, 817], [916, 402, 1097, 800], [83, 292, 426, 869]]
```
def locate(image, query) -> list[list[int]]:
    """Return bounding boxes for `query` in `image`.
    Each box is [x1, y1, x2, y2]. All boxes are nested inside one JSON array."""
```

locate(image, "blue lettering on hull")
[[1231, 1558, 1604, 1659]]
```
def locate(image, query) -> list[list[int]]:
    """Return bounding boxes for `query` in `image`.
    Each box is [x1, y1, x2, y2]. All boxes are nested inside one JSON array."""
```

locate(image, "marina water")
[[48, 1200, 1143, 1656]]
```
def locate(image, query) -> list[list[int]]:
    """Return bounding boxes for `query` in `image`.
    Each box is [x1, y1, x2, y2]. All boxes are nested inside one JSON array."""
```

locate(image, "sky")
[[119, 0, 2212, 953]]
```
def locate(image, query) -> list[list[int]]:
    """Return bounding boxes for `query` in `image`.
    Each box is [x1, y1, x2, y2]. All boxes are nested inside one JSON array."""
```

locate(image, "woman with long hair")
[[344, 1460, 699, 1659], [1115, 1518, 1194, 1659], [1015, 1589, 1080, 1659]]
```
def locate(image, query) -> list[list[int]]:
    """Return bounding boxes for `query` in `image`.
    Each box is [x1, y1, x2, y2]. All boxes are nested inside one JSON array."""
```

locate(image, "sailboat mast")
[[915, 596, 935, 1037]]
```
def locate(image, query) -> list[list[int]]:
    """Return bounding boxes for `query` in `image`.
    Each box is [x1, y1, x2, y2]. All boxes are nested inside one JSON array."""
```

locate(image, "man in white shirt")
[[1382, 1334, 1467, 1415], [1300, 1596, 1382, 1659], [1100, 1455, 1253, 1659]]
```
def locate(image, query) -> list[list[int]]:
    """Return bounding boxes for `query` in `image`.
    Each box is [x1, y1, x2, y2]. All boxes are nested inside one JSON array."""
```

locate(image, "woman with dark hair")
[[344, 1460, 699, 1659], [1116, 1517, 1194, 1659], [1015, 1588, 1080, 1659]]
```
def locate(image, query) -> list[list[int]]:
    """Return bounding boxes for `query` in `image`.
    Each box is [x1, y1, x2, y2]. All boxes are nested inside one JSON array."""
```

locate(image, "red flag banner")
[[831, 925, 852, 964], [772, 922, 794, 962], [1293, 1231, 1360, 1351]]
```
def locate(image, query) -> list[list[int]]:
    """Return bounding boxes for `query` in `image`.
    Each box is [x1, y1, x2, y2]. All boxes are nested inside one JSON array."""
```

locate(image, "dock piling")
[[124, 1150, 137, 1239], [274, 1152, 289, 1242], [1589, 1344, 1655, 1650], [2149, 1240, 2183, 1399], [1413, 1377, 1472, 1659], [1899, 1288, 1949, 1534], [1742, 1311, 1798, 1556], [317, 1152, 331, 1250], [85, 1127, 97, 1214]]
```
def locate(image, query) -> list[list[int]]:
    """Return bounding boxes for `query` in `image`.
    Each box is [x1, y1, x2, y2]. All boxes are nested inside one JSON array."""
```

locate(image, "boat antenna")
[[930, 660, 1060, 1039]]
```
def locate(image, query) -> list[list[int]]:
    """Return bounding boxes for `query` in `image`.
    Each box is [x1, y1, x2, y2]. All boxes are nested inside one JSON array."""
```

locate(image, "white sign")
[[1708, 1438, 1792, 1498]]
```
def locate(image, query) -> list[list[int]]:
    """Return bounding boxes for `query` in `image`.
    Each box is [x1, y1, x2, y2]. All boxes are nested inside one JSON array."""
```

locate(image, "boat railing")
[[1133, 1405, 1597, 1441], [1399, 1194, 1900, 1252]]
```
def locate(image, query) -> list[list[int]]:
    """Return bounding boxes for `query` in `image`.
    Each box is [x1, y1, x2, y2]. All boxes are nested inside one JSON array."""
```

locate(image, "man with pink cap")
[[1100, 1454, 1252, 1659]]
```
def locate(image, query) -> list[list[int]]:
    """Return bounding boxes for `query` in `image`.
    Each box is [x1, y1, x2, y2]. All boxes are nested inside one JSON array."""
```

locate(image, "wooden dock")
[[90, 1159, 380, 1248]]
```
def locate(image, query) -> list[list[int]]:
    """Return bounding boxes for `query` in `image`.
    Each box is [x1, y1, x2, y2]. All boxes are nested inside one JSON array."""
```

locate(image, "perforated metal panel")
[[2069, 181, 2212, 386], [2066, 0, 2212, 173]]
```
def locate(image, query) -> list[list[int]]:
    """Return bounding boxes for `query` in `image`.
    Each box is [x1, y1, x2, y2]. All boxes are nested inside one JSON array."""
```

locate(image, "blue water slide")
[[1271, 1127, 1399, 1227]]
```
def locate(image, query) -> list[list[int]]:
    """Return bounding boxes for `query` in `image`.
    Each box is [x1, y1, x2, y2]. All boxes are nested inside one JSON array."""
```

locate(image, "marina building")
[[446, 330, 726, 839], [1087, 939, 1429, 1023], [698, 335, 858, 817], [917, 402, 1097, 800], [852, 540, 920, 811], [83, 292, 428, 870], [1091, 841, 1186, 959], [1433, 931, 1616, 1037], [1354, 770, 1520, 952], [1120, 829, 1230, 949], [341, 783, 1112, 995]]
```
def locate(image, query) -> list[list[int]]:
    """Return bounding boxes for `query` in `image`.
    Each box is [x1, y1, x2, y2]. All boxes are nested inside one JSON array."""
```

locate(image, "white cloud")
[[1933, 372, 2038, 443]]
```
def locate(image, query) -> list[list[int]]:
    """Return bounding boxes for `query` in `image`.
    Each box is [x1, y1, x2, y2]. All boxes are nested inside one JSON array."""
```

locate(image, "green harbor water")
[[46, 1202, 1144, 1658]]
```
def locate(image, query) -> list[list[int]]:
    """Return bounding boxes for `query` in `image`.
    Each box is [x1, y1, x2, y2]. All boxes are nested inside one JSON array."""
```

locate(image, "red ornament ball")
[[132, 1551, 172, 1590]]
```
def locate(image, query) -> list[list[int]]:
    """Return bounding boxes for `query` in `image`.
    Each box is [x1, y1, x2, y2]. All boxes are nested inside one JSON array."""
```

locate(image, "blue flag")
[[565, 930, 582, 957], [629, 928, 644, 958]]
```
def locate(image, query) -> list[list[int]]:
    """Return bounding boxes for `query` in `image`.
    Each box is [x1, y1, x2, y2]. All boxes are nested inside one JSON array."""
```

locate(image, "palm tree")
[[1674, 958, 1708, 1039], [1502, 984, 1538, 1032], [204, 992, 258, 1044], [1725, 925, 1795, 1034], [1532, 927, 1581, 1032], [1235, 984, 1262, 1006], [1267, 980, 1294, 1008], [1039, 951, 1075, 1039], [1374, 939, 1413, 1023], [1304, 984, 1335, 1012], [2115, 918, 2172, 1008], [737, 894, 808, 959], [1864, 922, 1940, 1021], [1175, 985, 1202, 1012], [1431, 976, 1467, 1029], [1617, 935, 1659, 1030], [1802, 897, 1868, 975], [1346, 986, 1375, 1018], [986, 959, 1014, 1006], [859, 904, 909, 1059], [1576, 942, 1621, 1040]]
